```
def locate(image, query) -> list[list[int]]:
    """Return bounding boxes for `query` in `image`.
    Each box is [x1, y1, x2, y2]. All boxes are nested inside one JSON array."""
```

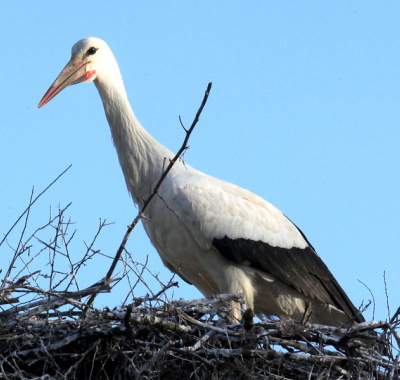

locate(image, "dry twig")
[[85, 83, 213, 309]]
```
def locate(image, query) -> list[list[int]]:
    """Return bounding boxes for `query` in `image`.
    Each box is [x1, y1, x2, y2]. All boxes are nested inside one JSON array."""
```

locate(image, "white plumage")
[[39, 37, 364, 326]]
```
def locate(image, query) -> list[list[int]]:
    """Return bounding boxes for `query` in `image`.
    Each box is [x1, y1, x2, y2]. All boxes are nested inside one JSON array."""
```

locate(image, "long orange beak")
[[38, 58, 88, 108]]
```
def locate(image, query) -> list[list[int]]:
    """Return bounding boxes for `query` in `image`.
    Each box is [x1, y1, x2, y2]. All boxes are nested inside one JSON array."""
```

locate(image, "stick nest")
[[0, 279, 398, 379]]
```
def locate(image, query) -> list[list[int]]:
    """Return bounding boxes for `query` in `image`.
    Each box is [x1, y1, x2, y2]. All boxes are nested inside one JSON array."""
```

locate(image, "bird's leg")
[[242, 308, 255, 331]]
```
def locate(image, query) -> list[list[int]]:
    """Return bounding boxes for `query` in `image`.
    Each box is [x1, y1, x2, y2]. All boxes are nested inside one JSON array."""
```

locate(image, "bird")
[[38, 37, 365, 326]]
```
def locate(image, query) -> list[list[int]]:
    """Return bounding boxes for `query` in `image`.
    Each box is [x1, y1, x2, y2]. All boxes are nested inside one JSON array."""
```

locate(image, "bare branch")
[[85, 83, 213, 308], [0, 165, 72, 249]]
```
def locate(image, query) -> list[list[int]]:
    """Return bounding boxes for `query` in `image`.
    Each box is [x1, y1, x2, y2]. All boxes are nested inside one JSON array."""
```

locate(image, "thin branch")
[[0, 282, 112, 320], [0, 165, 72, 249], [384, 270, 391, 321], [85, 82, 213, 308]]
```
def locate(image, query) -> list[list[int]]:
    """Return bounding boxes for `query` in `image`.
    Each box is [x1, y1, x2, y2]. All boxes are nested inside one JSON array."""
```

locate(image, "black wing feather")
[[212, 235, 364, 323]]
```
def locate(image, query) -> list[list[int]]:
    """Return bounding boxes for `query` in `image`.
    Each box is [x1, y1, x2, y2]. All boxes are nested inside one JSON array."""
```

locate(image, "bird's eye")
[[87, 47, 98, 55]]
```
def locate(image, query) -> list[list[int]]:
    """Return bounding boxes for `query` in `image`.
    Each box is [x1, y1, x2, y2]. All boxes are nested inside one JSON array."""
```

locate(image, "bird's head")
[[38, 37, 116, 108]]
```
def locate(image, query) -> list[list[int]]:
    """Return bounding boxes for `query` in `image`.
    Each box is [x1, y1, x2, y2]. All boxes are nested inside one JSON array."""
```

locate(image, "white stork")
[[38, 37, 364, 326]]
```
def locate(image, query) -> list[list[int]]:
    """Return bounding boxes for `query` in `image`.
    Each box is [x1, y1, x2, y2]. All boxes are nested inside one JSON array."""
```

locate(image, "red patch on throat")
[[84, 70, 97, 81]]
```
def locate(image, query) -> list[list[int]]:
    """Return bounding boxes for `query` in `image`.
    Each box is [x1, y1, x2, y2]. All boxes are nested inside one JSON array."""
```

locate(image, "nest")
[[0, 278, 398, 380]]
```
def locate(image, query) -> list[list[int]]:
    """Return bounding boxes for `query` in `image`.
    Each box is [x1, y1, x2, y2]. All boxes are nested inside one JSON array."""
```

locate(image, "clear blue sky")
[[1, 2, 399, 322]]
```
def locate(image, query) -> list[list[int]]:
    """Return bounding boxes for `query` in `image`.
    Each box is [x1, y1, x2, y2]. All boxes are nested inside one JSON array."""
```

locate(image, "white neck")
[[94, 72, 175, 207]]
